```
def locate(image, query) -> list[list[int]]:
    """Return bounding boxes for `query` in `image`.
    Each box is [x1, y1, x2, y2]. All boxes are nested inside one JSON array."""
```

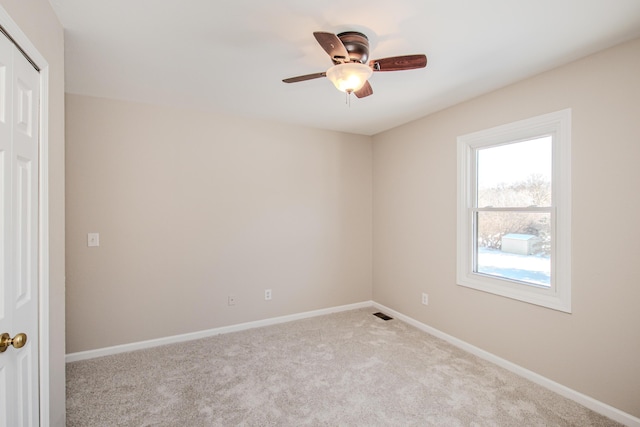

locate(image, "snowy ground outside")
[[477, 247, 550, 286]]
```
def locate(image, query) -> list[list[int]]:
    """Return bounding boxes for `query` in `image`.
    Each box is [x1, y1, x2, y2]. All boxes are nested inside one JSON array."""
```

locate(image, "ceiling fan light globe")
[[326, 63, 373, 93]]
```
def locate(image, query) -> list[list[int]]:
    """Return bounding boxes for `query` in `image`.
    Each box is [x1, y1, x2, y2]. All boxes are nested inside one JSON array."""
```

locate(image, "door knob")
[[0, 332, 27, 353]]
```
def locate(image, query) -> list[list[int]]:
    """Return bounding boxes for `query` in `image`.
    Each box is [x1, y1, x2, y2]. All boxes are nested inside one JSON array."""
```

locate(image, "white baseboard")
[[66, 300, 639, 426], [372, 302, 640, 427], [65, 301, 372, 363]]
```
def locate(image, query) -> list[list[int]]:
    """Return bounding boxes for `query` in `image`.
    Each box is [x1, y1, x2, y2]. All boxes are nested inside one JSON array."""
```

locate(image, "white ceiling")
[[50, 0, 640, 136]]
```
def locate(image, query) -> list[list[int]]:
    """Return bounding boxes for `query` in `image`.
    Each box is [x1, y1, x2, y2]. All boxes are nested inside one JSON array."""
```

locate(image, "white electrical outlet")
[[421, 293, 429, 306], [265, 289, 272, 301], [228, 295, 236, 306]]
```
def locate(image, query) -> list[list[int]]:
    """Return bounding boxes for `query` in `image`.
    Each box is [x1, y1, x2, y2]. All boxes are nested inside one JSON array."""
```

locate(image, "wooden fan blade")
[[371, 54, 427, 71], [354, 81, 373, 98], [282, 72, 327, 83], [313, 32, 349, 63]]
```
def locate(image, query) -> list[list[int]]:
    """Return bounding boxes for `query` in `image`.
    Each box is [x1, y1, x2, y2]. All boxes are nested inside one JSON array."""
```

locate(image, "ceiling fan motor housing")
[[337, 31, 369, 64]]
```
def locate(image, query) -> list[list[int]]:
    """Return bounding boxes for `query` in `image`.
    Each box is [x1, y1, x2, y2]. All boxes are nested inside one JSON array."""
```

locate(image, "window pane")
[[475, 211, 550, 287], [477, 137, 552, 208]]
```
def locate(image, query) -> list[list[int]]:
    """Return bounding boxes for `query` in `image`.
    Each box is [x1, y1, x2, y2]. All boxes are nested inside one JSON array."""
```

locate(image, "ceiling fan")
[[283, 31, 427, 99]]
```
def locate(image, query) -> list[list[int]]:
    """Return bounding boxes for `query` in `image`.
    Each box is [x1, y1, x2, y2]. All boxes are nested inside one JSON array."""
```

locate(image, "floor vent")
[[373, 312, 393, 321]]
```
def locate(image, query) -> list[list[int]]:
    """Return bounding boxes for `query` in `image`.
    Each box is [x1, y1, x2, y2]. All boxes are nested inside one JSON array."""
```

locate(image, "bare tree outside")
[[477, 174, 551, 255]]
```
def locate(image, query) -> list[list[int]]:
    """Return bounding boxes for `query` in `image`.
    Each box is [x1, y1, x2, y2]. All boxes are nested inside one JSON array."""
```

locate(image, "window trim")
[[456, 109, 571, 313]]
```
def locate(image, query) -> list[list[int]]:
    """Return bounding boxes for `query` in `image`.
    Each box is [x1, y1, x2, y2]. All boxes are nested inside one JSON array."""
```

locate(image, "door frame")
[[0, 7, 51, 425]]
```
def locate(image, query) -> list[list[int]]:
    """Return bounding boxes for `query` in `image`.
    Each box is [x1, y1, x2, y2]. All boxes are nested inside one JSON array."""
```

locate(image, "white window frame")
[[457, 109, 571, 313]]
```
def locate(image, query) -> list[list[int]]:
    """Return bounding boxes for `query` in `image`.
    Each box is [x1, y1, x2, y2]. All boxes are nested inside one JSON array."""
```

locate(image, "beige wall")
[[373, 38, 640, 417], [65, 95, 373, 353], [0, 0, 66, 425]]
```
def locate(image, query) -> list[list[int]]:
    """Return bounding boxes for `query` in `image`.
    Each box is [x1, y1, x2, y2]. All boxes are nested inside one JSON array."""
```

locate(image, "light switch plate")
[[88, 233, 100, 247]]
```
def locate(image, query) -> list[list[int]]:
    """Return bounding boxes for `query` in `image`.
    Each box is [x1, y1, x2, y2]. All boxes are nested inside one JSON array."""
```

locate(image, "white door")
[[0, 29, 40, 427]]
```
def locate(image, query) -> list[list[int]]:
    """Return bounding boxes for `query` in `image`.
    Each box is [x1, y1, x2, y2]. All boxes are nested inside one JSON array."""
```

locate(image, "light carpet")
[[66, 308, 620, 426]]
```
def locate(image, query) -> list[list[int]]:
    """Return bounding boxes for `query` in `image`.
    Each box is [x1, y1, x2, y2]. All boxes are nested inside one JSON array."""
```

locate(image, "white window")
[[457, 109, 571, 312]]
